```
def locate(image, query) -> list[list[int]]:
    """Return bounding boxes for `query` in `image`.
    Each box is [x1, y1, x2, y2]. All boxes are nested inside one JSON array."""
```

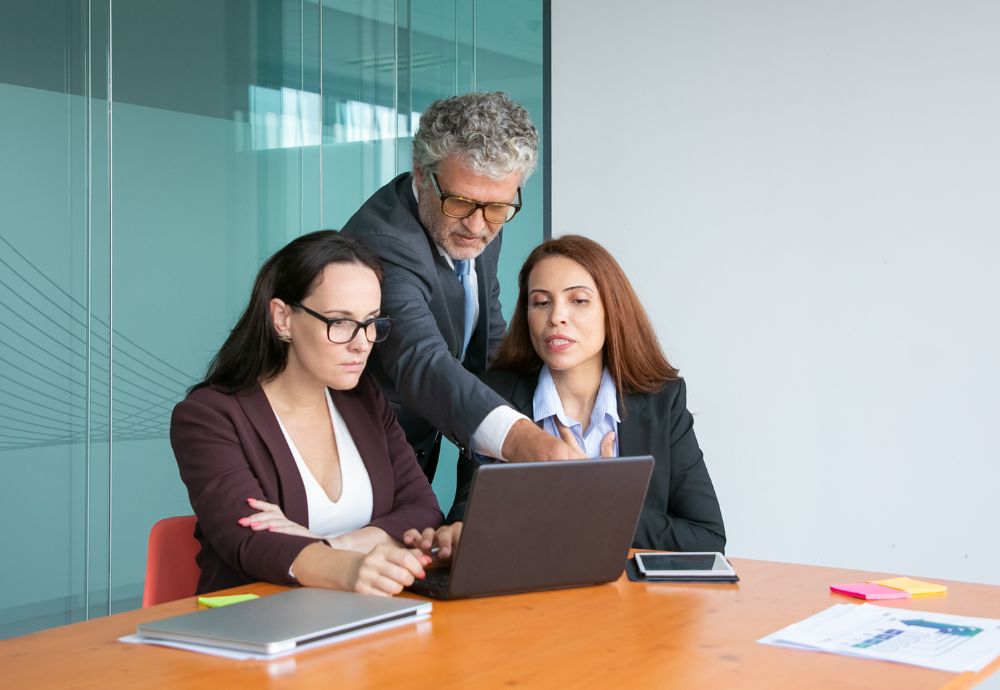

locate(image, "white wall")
[[551, 1, 1000, 584]]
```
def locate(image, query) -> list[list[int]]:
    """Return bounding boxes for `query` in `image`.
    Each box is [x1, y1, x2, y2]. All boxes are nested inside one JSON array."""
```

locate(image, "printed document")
[[759, 603, 1000, 673]]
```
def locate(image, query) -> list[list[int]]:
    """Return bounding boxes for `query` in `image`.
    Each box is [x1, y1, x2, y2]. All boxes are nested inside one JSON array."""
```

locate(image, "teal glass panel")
[[87, 0, 114, 624], [0, 0, 544, 637], [321, 0, 402, 226], [476, 3, 546, 319], [0, 0, 112, 636], [108, 0, 322, 613]]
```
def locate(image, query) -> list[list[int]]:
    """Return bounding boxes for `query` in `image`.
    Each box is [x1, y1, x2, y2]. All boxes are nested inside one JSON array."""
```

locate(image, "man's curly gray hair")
[[412, 92, 538, 182]]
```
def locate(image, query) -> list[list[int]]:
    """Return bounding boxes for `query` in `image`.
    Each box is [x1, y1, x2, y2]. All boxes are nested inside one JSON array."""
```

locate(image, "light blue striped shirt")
[[533, 365, 620, 458]]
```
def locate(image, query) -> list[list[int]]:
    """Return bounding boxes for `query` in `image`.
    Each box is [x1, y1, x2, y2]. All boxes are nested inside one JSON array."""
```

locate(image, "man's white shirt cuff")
[[470, 405, 528, 461]]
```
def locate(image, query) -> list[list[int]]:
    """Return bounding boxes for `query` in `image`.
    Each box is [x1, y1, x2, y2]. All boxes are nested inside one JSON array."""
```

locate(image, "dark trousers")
[[410, 431, 443, 482]]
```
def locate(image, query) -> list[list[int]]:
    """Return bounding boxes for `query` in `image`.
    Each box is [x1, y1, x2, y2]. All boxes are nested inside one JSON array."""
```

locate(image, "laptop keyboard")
[[412, 568, 452, 599]]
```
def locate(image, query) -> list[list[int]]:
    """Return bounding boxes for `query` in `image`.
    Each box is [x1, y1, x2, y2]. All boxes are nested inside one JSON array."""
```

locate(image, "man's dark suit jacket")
[[450, 370, 727, 553], [342, 173, 507, 479], [170, 374, 443, 594]]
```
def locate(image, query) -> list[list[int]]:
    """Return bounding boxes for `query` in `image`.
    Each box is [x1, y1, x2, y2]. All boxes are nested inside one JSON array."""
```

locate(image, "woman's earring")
[[278, 333, 292, 343]]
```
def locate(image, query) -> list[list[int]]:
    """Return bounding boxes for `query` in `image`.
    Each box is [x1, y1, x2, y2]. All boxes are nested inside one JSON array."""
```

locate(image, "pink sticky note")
[[830, 583, 911, 600]]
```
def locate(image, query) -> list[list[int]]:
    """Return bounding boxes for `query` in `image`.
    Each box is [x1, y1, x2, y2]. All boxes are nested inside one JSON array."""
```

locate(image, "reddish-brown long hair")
[[492, 235, 678, 395]]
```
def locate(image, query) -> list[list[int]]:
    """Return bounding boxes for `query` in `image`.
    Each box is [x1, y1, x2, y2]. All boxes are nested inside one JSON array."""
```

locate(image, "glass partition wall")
[[0, 0, 544, 637]]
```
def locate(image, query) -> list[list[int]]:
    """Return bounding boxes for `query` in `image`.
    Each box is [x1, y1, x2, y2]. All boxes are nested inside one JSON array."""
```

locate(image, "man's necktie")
[[453, 258, 475, 359]]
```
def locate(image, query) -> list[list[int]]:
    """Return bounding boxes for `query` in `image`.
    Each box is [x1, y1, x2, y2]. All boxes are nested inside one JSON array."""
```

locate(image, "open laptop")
[[137, 588, 431, 655], [409, 456, 654, 600]]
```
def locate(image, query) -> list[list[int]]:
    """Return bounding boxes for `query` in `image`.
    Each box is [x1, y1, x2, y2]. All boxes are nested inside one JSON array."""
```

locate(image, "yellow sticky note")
[[197, 593, 260, 608], [868, 577, 947, 596]]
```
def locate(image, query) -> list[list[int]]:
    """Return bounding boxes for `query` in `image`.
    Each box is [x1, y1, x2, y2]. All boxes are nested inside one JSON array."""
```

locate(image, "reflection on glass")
[[249, 86, 323, 150], [247, 89, 421, 150], [327, 100, 420, 145], [0, 0, 544, 638]]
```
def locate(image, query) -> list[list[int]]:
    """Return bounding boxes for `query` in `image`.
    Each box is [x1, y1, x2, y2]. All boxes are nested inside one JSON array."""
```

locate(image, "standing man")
[[342, 91, 576, 481]]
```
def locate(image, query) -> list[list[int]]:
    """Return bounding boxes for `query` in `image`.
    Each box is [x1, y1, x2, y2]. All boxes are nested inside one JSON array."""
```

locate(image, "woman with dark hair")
[[405, 235, 724, 557], [171, 230, 442, 596]]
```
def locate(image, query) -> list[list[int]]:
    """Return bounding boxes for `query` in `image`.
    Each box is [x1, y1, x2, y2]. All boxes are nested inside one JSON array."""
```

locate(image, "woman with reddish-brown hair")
[[405, 234, 725, 556]]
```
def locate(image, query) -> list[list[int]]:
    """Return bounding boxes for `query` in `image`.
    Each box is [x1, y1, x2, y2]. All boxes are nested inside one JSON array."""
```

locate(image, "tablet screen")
[[634, 552, 734, 576]]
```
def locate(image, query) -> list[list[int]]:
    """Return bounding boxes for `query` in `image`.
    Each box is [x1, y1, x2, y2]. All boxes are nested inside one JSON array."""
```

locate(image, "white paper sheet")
[[759, 604, 1000, 673]]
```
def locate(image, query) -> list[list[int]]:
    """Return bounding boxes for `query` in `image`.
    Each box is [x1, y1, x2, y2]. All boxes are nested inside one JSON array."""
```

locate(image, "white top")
[[274, 389, 374, 538]]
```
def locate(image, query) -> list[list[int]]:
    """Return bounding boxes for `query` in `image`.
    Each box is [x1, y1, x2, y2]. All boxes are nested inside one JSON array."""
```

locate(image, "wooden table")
[[3, 557, 999, 689]]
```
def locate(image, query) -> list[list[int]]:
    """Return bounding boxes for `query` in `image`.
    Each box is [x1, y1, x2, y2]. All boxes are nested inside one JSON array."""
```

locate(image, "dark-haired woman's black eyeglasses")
[[290, 302, 392, 344]]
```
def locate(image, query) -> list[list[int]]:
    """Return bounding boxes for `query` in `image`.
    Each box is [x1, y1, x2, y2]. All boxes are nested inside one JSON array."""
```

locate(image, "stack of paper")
[[759, 604, 1000, 672]]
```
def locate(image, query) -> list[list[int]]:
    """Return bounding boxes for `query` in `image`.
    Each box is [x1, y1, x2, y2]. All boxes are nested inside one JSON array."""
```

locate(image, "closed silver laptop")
[[137, 587, 431, 654]]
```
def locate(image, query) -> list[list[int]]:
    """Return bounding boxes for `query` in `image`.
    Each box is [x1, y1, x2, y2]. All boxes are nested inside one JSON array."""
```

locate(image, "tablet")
[[634, 552, 736, 578]]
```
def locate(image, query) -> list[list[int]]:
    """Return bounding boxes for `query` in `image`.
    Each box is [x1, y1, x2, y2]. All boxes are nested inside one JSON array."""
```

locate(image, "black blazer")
[[451, 370, 726, 553], [170, 374, 443, 594], [342, 173, 508, 477]]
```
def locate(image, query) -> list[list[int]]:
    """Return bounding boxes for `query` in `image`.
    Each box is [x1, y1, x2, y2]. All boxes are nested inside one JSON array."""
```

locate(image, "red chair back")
[[142, 515, 201, 607]]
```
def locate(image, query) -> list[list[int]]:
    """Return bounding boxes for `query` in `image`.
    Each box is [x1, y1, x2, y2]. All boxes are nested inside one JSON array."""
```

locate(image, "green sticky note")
[[197, 593, 260, 608]]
